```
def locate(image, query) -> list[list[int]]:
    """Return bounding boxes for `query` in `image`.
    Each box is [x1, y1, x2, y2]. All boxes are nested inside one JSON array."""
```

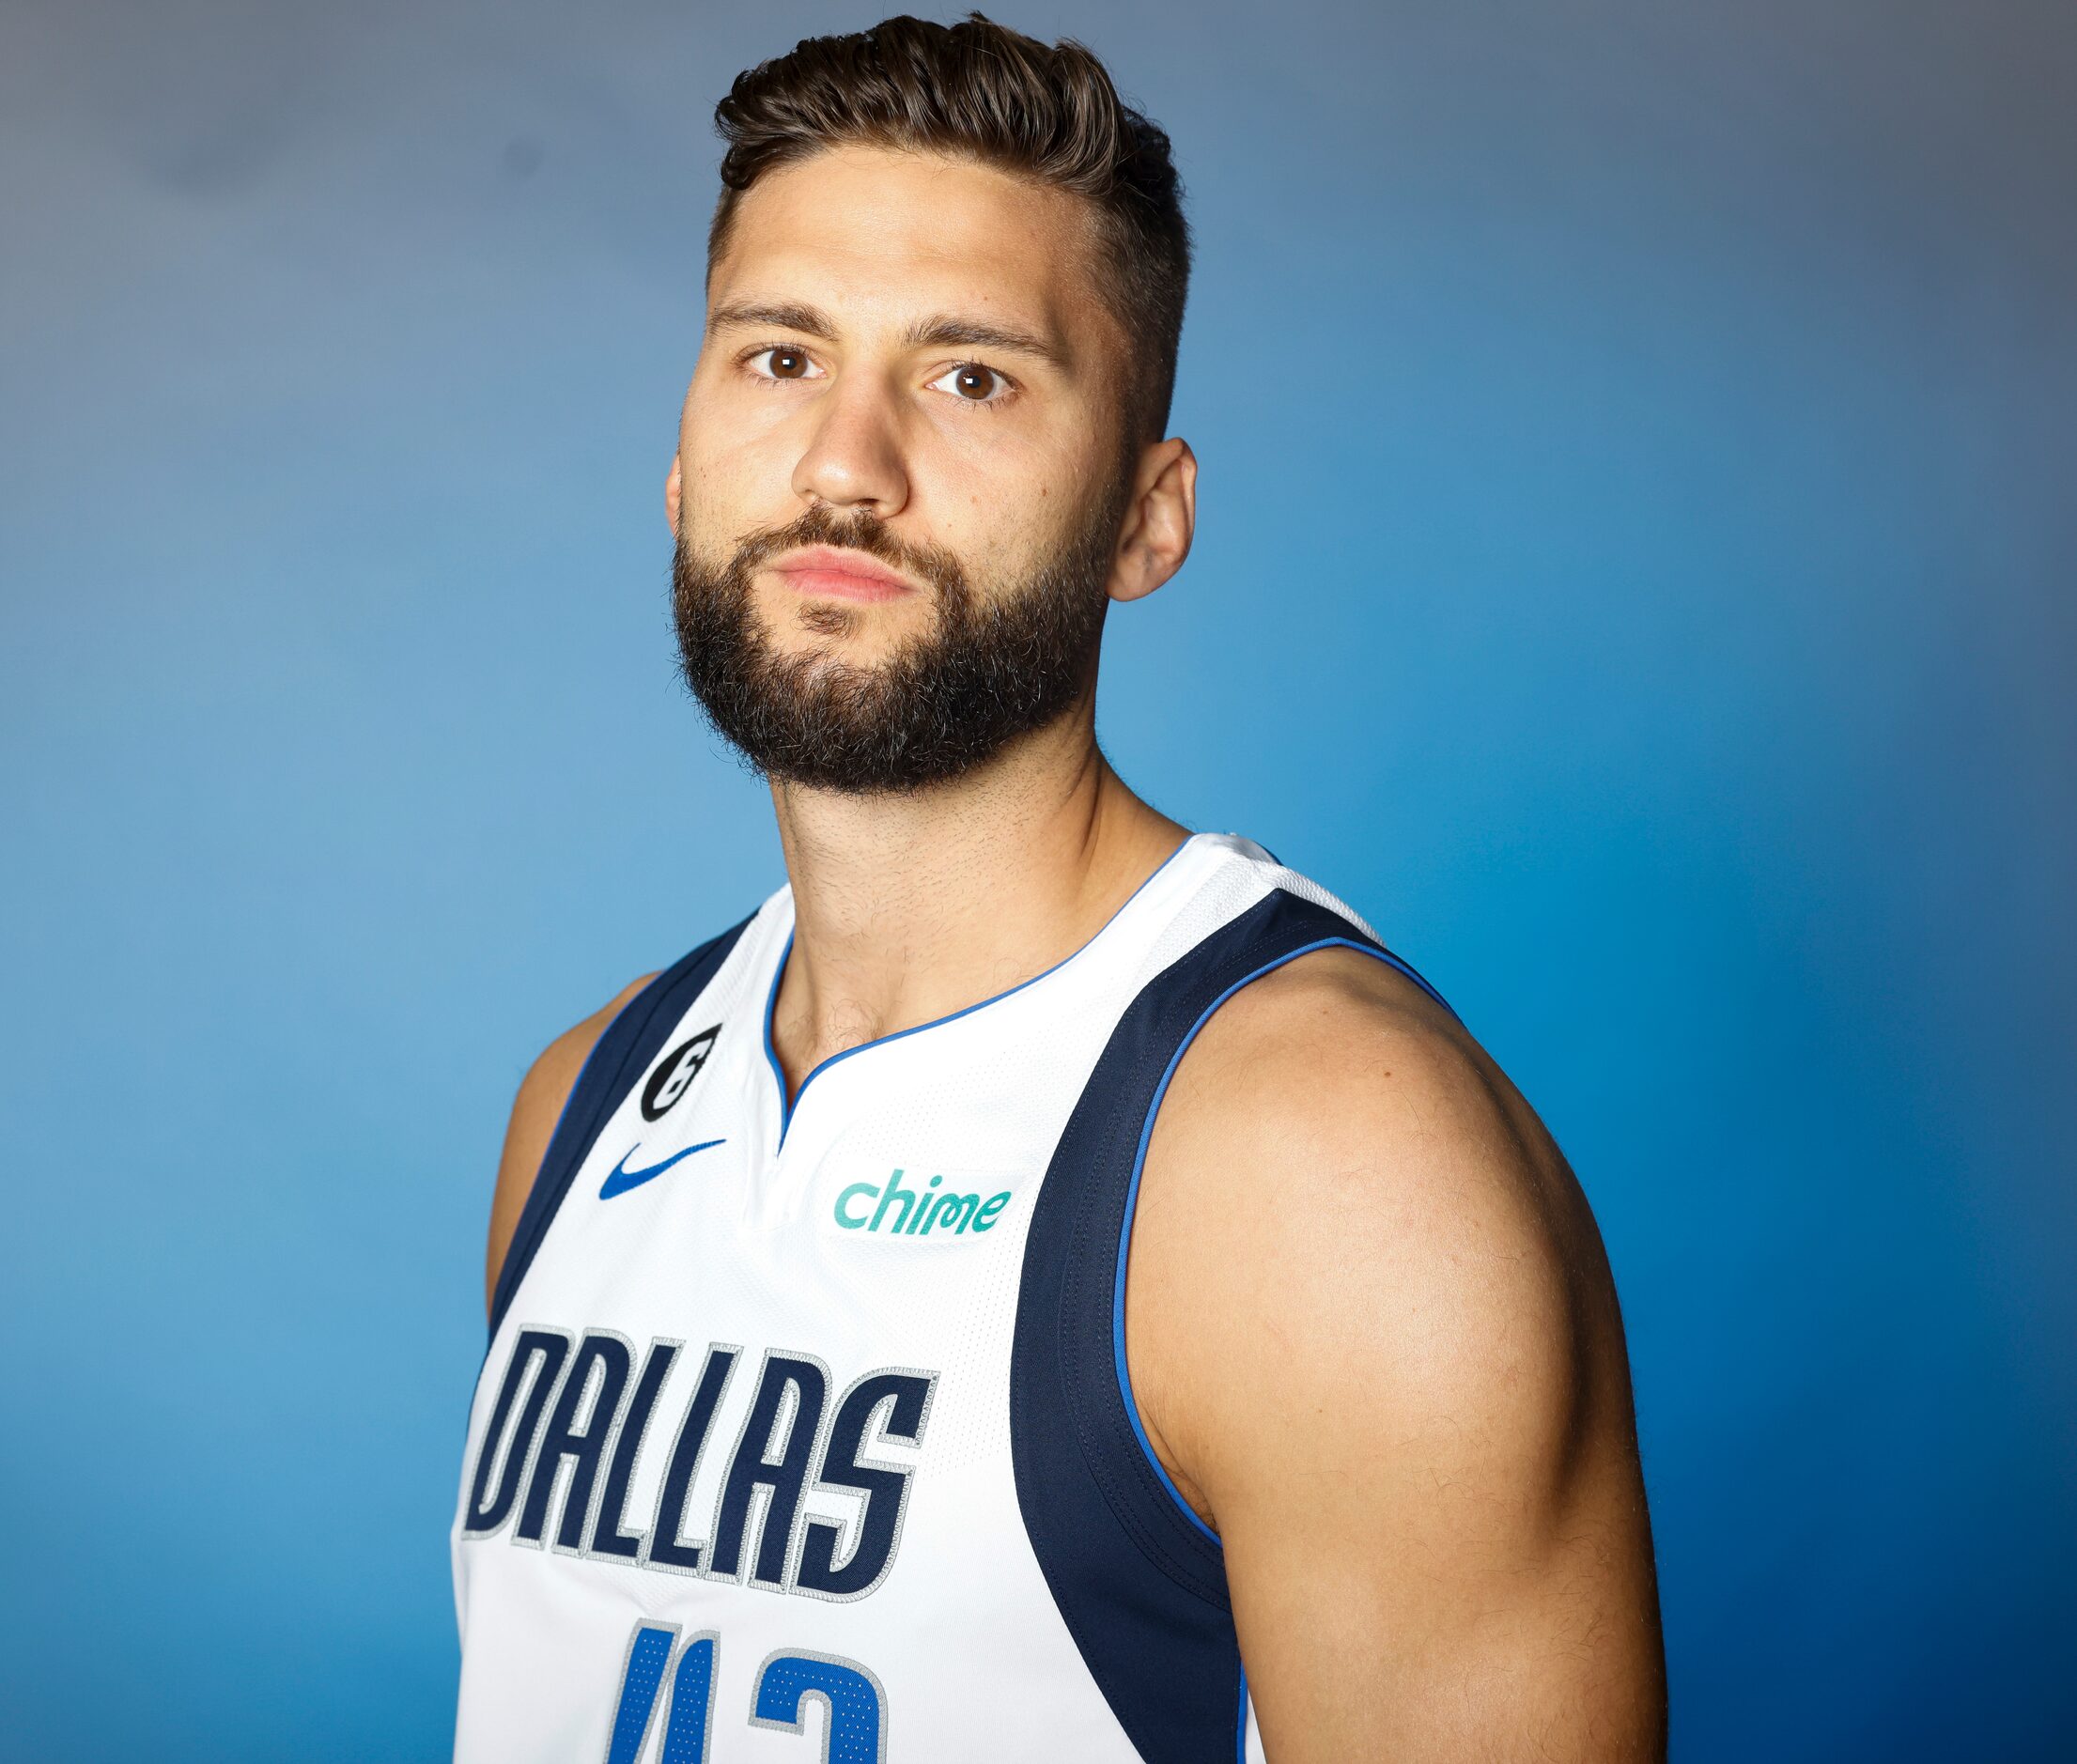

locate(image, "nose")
[[790, 373, 910, 516]]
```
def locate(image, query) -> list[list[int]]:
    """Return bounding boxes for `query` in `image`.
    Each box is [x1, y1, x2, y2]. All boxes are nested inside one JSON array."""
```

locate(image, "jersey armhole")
[[1009, 887, 1452, 1760], [1108, 928, 1450, 1545], [487, 917, 753, 1340]]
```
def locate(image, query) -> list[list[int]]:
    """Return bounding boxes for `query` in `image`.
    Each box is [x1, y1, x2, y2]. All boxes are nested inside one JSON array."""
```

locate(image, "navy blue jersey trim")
[[1111, 933, 1453, 1545], [1011, 888, 1448, 1759], [487, 918, 752, 1341]]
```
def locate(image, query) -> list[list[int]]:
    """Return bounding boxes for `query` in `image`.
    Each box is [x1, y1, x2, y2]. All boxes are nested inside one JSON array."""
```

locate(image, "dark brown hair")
[[709, 12, 1190, 440]]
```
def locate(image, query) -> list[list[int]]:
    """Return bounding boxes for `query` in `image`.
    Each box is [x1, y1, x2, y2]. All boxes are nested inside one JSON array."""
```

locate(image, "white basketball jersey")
[[452, 832, 1444, 1762]]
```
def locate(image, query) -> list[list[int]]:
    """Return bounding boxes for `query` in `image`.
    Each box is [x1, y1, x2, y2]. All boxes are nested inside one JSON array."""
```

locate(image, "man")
[[454, 15, 1665, 1760]]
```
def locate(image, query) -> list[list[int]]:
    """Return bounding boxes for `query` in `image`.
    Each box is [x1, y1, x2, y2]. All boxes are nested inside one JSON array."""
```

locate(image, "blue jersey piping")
[[762, 829, 1203, 1147], [1108, 935, 1454, 1547], [485, 984, 646, 1330], [485, 920, 752, 1344]]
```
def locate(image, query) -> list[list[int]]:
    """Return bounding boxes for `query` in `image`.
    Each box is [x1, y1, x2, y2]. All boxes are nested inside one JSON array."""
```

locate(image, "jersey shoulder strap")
[[1011, 885, 1448, 1758], [488, 916, 754, 1338]]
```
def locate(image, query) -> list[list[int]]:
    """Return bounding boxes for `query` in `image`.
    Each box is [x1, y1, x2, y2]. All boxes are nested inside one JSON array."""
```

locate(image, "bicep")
[[1215, 1226, 1662, 1761], [483, 975, 654, 1317]]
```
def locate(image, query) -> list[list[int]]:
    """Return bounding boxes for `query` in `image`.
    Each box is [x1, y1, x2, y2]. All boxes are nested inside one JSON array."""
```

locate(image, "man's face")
[[671, 145, 1143, 791]]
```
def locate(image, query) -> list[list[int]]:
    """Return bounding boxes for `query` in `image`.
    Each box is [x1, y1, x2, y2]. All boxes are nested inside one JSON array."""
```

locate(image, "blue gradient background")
[[3, 2, 2071, 1757]]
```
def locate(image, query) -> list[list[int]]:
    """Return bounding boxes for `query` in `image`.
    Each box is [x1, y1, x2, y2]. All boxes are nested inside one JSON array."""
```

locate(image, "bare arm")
[[483, 974, 655, 1318], [1127, 949, 1665, 1760]]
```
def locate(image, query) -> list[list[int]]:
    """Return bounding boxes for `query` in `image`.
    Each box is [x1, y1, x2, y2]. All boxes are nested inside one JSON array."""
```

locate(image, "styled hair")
[[709, 12, 1190, 441]]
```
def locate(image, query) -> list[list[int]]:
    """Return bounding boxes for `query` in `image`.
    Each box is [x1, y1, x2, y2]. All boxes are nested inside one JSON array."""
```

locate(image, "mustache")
[[728, 504, 969, 602]]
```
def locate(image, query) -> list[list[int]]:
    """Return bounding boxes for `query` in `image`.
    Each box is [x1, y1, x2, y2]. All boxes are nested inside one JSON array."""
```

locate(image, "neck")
[[765, 707, 1188, 1098]]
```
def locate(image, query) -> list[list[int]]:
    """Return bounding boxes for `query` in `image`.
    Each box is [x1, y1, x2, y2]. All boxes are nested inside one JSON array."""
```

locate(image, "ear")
[[1108, 437, 1197, 604], [665, 454, 684, 539]]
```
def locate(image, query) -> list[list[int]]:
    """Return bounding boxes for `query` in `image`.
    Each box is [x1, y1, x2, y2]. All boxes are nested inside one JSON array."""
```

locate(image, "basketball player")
[[455, 16, 1666, 1760]]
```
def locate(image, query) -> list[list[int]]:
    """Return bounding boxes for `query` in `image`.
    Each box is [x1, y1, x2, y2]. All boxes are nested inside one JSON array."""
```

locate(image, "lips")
[[769, 546, 918, 603]]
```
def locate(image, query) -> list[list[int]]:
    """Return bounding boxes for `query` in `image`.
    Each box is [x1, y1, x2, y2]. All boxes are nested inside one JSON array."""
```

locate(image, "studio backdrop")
[[2, 1, 2071, 1758]]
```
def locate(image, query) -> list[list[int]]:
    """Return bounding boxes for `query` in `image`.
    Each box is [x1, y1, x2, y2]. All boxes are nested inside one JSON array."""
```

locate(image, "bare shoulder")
[[1130, 938, 1635, 1516], [1129, 944, 1663, 1754], [1142, 944, 1604, 1313], [482, 973, 657, 1317]]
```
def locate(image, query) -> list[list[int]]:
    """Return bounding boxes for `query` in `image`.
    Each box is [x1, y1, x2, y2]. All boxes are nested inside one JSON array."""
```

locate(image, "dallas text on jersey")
[[465, 1327, 938, 1603]]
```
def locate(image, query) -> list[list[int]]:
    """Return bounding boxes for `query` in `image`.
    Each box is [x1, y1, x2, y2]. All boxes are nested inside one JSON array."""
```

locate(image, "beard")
[[672, 494, 1123, 794]]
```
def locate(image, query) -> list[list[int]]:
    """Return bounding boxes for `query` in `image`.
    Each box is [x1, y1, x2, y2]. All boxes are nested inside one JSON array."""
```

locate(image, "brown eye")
[[768, 348, 809, 379], [952, 364, 998, 400]]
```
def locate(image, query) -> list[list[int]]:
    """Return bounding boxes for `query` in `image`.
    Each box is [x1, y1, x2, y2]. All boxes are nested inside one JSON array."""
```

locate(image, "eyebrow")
[[707, 301, 837, 340], [707, 301, 1067, 369], [902, 315, 1068, 368]]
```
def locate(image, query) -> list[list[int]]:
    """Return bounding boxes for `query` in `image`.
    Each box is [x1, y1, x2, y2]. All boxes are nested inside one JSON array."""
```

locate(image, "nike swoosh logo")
[[599, 1138, 725, 1199]]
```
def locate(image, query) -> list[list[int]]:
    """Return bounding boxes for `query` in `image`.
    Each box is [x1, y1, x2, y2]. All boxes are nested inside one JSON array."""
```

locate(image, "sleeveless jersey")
[[452, 832, 1446, 1762]]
